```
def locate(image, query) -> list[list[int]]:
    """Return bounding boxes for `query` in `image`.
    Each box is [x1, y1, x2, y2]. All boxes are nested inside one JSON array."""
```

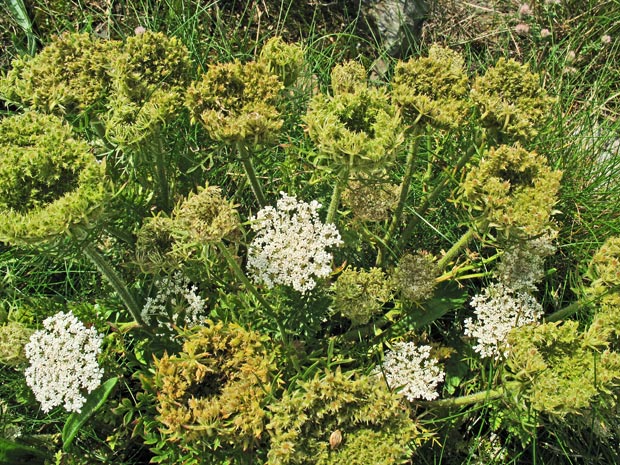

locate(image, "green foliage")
[[330, 60, 367, 95], [266, 368, 428, 465], [471, 58, 556, 141], [0, 112, 109, 245], [150, 321, 277, 457], [392, 44, 470, 129]]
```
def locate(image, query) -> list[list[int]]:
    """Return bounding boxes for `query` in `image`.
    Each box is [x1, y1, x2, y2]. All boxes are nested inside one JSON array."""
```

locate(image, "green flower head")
[[460, 144, 562, 238], [507, 319, 620, 416], [172, 183, 240, 244], [471, 58, 556, 140], [341, 174, 399, 222], [259, 37, 305, 87], [586, 236, 620, 296], [393, 251, 438, 303], [105, 31, 192, 145], [152, 321, 277, 452], [330, 60, 368, 95], [0, 322, 34, 366], [331, 267, 393, 325], [0, 112, 109, 246], [304, 85, 404, 172], [109, 30, 191, 102], [267, 368, 428, 465], [0, 32, 119, 114], [185, 60, 284, 145], [392, 44, 470, 129]]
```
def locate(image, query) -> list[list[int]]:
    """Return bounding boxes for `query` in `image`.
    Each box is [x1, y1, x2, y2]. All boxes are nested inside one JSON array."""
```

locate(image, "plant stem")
[[237, 143, 267, 208], [326, 167, 350, 225], [378, 132, 422, 266], [422, 386, 508, 409], [83, 244, 144, 326], [436, 227, 476, 271]]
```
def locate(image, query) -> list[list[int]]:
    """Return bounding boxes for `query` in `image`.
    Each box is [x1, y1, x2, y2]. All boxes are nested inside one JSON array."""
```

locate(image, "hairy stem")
[[83, 244, 144, 326], [378, 132, 422, 266], [237, 143, 267, 208], [436, 227, 476, 271], [326, 167, 350, 225]]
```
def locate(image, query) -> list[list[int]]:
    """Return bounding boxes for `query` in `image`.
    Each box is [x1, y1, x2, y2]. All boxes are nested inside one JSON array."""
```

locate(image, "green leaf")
[[5, 0, 37, 55], [0, 437, 47, 465], [62, 377, 119, 451]]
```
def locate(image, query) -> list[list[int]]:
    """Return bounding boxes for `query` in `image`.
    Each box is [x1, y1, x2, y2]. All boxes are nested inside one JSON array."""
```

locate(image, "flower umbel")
[[248, 192, 343, 293], [464, 283, 543, 360], [379, 341, 445, 401], [24, 311, 104, 413]]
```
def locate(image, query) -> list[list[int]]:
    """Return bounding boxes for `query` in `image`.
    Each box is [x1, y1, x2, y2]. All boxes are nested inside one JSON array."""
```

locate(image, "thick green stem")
[[326, 167, 350, 225], [436, 227, 476, 271], [83, 244, 144, 326], [237, 143, 267, 208], [378, 133, 422, 266], [152, 134, 172, 213], [422, 386, 508, 409]]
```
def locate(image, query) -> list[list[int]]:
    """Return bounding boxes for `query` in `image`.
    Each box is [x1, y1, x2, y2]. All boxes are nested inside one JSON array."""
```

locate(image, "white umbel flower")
[[380, 341, 445, 401], [247, 192, 343, 293], [24, 311, 104, 413], [464, 283, 543, 360]]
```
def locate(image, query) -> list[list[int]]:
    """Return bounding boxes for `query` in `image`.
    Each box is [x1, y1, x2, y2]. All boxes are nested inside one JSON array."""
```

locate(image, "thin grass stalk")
[[398, 145, 477, 251]]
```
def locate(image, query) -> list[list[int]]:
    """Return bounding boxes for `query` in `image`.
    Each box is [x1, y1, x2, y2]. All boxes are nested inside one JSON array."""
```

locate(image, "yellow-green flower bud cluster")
[[586, 236, 620, 297], [460, 144, 562, 238], [266, 368, 427, 465], [471, 58, 556, 140], [151, 321, 276, 452], [0, 322, 33, 366], [304, 83, 404, 173], [507, 317, 620, 416], [0, 32, 119, 113], [392, 45, 470, 129], [331, 267, 392, 325], [105, 31, 192, 146], [185, 60, 283, 145], [0, 112, 108, 245], [135, 184, 239, 272], [330, 60, 368, 95], [259, 37, 304, 87]]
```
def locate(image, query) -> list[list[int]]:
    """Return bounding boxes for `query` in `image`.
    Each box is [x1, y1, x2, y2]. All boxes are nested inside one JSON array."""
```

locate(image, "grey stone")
[[362, 0, 430, 57]]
